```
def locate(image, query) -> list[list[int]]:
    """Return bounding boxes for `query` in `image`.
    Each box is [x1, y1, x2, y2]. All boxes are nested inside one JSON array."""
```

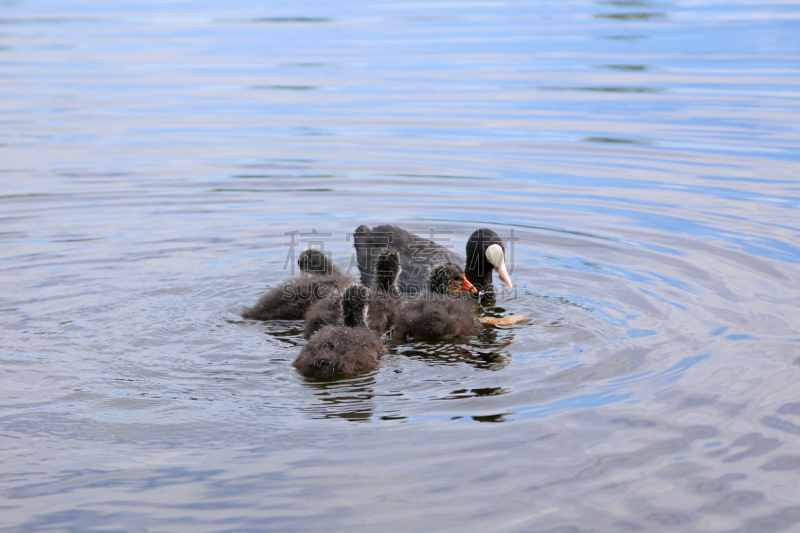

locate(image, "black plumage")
[[366, 247, 403, 331], [463, 228, 511, 297], [394, 263, 481, 340], [303, 290, 341, 338], [242, 249, 351, 321], [394, 294, 480, 340], [304, 247, 402, 337], [297, 248, 341, 276], [353, 224, 460, 295], [293, 284, 388, 378], [353, 224, 512, 297]]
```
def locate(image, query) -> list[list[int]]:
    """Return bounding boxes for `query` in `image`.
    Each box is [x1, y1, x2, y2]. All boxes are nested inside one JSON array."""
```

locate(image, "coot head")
[[428, 263, 478, 295], [465, 228, 513, 293], [297, 249, 333, 276]]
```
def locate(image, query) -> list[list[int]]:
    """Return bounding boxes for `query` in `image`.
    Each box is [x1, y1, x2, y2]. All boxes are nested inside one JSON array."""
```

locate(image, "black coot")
[[304, 247, 402, 337], [365, 247, 403, 331], [353, 225, 512, 297], [293, 284, 387, 378], [242, 249, 351, 321], [394, 263, 482, 340]]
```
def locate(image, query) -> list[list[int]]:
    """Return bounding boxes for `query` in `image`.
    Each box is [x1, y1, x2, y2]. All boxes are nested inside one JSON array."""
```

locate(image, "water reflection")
[[597, 0, 662, 5], [298, 374, 378, 422], [701, 490, 765, 514], [739, 507, 800, 533], [691, 473, 748, 494], [248, 320, 307, 347], [527, 425, 719, 494], [600, 34, 647, 40], [582, 136, 654, 145], [217, 17, 333, 24], [441, 387, 511, 400], [539, 86, 662, 93], [594, 12, 666, 20], [394, 315, 516, 371], [253, 85, 318, 91], [471, 413, 513, 423], [706, 433, 782, 463], [2, 0, 800, 530], [594, 65, 650, 71], [760, 455, 800, 472], [544, 348, 649, 384], [395, 339, 512, 371], [761, 402, 800, 435]]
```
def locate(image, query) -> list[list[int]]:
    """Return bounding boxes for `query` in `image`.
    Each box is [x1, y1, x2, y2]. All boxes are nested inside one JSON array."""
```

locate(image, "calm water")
[[2, 0, 800, 531]]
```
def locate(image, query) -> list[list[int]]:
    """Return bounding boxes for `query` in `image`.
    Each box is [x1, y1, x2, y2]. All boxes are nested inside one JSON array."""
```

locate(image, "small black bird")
[[368, 247, 404, 331], [242, 249, 351, 321], [394, 263, 481, 340], [293, 284, 388, 378], [304, 247, 402, 338]]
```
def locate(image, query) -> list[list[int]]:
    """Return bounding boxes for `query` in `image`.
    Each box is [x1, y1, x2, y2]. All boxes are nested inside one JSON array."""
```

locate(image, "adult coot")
[[353, 225, 512, 297]]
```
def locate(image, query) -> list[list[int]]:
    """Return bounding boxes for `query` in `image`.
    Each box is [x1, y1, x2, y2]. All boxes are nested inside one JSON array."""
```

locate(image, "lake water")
[[2, 1, 800, 531]]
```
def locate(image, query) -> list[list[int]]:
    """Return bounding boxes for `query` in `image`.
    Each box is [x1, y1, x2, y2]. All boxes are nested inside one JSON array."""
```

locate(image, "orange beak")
[[458, 274, 478, 293]]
